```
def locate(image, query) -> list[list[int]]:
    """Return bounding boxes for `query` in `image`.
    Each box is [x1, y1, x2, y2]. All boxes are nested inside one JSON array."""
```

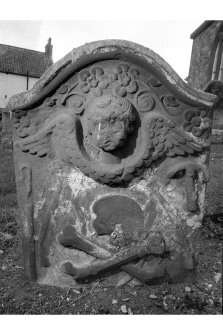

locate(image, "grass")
[[0, 147, 18, 250]]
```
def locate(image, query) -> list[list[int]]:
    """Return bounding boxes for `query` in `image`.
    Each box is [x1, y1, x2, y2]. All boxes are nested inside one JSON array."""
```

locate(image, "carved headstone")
[[7, 40, 218, 288], [1, 109, 13, 148]]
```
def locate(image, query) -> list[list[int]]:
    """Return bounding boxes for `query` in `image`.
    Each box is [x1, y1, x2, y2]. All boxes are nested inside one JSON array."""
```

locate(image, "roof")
[[190, 21, 214, 39], [0, 44, 53, 78]]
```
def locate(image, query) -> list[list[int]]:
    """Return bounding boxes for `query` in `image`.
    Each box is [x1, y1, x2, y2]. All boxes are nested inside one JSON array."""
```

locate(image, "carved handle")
[[185, 166, 197, 212], [165, 161, 209, 213]]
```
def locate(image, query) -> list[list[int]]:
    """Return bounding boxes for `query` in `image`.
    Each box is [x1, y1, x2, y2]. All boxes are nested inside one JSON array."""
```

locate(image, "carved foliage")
[[112, 63, 139, 97], [79, 66, 109, 97]]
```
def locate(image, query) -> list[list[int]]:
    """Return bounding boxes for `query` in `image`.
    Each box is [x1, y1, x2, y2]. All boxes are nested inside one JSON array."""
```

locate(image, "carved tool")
[[59, 224, 165, 281]]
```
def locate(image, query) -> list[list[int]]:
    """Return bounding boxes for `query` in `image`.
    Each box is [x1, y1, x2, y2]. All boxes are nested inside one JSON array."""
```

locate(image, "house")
[[188, 21, 223, 142], [0, 38, 53, 147]]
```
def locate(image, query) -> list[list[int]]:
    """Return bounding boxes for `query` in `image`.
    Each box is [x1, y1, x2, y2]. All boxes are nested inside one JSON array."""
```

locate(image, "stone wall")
[[188, 21, 222, 90], [1, 109, 12, 148], [188, 21, 223, 141]]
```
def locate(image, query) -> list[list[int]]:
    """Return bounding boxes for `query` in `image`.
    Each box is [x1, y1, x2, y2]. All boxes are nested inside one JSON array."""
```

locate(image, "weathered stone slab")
[[7, 40, 218, 288], [1, 108, 13, 148], [204, 80, 223, 143]]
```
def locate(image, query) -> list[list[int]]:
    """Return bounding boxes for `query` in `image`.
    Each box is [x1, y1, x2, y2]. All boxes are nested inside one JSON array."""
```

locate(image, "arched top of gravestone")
[[7, 39, 218, 111]]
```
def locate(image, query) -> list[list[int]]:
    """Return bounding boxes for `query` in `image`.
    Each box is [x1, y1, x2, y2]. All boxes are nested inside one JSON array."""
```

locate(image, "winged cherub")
[[83, 94, 136, 164], [15, 90, 205, 185]]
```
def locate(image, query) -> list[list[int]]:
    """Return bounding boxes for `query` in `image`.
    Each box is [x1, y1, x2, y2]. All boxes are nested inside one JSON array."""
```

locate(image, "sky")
[[1, 0, 220, 82], [0, 20, 202, 80]]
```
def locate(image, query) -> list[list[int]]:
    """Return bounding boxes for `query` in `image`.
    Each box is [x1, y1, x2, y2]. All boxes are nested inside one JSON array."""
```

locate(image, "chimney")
[[45, 38, 53, 58]]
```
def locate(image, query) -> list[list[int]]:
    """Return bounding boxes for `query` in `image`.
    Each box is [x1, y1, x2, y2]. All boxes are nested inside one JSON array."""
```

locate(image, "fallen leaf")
[[168, 295, 176, 300], [214, 273, 221, 283], [117, 291, 122, 298], [185, 287, 191, 292], [112, 299, 117, 304], [162, 290, 169, 295], [163, 301, 168, 311], [73, 289, 80, 294], [208, 299, 214, 306], [122, 298, 130, 302], [120, 305, 127, 314], [149, 294, 157, 299]]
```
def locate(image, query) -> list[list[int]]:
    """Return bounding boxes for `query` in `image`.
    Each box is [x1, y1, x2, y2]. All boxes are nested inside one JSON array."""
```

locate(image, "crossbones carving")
[[58, 224, 166, 282]]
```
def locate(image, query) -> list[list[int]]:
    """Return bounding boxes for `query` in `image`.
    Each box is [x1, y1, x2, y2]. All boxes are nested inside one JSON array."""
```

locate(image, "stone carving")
[[113, 63, 139, 97], [1, 109, 13, 148], [204, 80, 223, 108], [136, 90, 155, 112], [79, 67, 109, 97], [8, 40, 218, 288], [19, 164, 36, 280], [59, 227, 165, 281], [162, 95, 179, 108], [84, 95, 135, 153], [182, 109, 212, 138], [164, 161, 209, 212]]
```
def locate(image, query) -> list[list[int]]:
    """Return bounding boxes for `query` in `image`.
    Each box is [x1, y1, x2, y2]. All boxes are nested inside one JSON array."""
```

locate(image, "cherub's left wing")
[[147, 117, 203, 161]]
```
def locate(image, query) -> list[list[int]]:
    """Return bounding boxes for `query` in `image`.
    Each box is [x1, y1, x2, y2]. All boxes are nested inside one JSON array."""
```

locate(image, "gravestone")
[[1, 108, 12, 148], [7, 40, 218, 288]]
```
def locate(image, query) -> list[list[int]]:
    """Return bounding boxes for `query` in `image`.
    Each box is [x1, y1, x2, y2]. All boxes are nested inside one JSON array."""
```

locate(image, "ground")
[[0, 145, 222, 315]]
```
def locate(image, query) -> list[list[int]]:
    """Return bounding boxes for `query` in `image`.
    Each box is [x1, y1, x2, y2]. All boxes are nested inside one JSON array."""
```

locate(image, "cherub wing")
[[147, 117, 203, 161], [16, 112, 75, 158]]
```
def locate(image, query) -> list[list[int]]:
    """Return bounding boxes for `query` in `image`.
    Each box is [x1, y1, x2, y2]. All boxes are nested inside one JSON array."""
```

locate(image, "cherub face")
[[86, 95, 135, 152]]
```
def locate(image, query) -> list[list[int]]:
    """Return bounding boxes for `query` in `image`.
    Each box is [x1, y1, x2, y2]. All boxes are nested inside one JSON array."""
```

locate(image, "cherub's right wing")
[[16, 112, 75, 158]]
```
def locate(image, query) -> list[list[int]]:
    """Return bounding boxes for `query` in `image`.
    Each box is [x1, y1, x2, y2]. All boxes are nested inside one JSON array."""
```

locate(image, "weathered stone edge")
[[7, 39, 218, 111]]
